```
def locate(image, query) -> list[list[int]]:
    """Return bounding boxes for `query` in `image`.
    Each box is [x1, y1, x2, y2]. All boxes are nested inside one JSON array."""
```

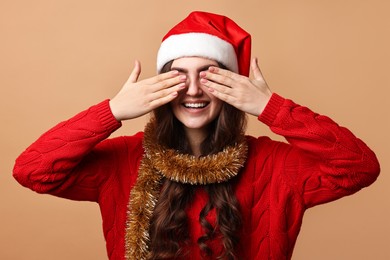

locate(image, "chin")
[[181, 120, 210, 130]]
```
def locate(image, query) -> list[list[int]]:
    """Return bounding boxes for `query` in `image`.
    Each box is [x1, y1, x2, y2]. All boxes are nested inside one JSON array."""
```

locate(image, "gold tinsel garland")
[[125, 121, 248, 259]]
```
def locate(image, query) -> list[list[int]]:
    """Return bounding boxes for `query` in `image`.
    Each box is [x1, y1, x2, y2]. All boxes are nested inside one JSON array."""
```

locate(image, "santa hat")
[[157, 11, 252, 76]]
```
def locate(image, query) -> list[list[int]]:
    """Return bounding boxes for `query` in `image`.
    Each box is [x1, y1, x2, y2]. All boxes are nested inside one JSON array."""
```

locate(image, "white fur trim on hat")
[[157, 33, 238, 73]]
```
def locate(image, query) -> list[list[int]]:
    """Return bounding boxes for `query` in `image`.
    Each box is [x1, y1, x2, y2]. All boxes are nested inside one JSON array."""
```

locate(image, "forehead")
[[171, 56, 219, 69]]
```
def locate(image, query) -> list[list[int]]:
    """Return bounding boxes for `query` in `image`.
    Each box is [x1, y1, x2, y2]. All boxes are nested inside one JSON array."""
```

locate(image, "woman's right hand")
[[109, 60, 186, 121]]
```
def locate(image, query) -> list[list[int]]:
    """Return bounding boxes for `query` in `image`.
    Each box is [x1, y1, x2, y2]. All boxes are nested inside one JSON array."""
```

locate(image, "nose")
[[186, 76, 203, 96]]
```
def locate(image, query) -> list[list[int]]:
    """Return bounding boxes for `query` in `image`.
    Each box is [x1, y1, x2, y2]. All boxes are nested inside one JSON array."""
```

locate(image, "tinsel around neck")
[[125, 119, 248, 259]]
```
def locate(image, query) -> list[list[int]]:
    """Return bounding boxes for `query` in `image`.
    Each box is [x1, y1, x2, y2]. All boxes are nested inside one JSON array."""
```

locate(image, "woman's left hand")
[[200, 57, 272, 117]]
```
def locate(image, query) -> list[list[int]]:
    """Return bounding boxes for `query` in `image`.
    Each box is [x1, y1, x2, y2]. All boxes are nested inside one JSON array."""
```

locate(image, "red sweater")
[[13, 94, 380, 259]]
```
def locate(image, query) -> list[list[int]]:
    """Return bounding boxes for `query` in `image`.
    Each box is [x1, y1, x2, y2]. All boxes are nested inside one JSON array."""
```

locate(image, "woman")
[[13, 11, 380, 260]]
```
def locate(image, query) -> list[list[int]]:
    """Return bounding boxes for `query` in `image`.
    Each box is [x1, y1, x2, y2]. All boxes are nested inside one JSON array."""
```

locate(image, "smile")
[[183, 102, 209, 109]]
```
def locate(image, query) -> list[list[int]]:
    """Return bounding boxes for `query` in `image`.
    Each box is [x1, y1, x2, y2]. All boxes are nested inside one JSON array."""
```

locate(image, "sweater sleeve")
[[13, 100, 123, 202], [258, 93, 380, 208]]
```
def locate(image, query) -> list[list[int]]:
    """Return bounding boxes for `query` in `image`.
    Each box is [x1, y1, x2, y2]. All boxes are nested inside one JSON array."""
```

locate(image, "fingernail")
[[199, 71, 206, 77], [200, 78, 208, 84], [171, 70, 179, 75], [179, 75, 187, 80]]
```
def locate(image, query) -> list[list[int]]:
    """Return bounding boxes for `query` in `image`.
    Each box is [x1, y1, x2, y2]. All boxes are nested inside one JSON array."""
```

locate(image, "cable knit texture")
[[13, 94, 380, 259]]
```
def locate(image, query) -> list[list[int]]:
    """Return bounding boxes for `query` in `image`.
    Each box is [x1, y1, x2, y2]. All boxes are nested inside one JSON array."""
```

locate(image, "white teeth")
[[184, 103, 207, 108]]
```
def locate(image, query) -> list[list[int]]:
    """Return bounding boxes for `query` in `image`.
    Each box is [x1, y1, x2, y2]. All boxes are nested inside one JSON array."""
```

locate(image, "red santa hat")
[[157, 11, 252, 76]]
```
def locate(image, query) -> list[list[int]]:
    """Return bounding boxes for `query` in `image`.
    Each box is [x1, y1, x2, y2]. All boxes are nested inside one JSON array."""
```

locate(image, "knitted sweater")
[[13, 93, 380, 259]]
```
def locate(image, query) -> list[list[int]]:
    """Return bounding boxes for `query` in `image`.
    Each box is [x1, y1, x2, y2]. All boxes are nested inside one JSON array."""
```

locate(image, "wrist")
[[108, 99, 123, 122], [257, 91, 273, 116], [258, 93, 285, 125]]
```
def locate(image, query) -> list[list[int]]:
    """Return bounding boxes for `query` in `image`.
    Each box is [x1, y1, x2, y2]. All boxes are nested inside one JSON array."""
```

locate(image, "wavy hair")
[[148, 60, 247, 259]]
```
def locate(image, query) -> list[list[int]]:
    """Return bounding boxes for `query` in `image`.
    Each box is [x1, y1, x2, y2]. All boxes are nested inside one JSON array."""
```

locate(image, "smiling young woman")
[[13, 11, 380, 260], [169, 57, 224, 156]]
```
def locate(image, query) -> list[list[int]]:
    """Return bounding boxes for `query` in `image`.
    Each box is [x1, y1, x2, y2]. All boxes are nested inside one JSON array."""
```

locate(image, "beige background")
[[1, 0, 389, 259]]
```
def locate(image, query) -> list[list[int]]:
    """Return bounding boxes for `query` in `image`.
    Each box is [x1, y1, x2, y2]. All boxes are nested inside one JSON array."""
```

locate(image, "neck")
[[184, 128, 207, 157]]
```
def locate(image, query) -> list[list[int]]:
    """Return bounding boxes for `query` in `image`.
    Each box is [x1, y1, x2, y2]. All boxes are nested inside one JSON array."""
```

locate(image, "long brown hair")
[[148, 60, 247, 259]]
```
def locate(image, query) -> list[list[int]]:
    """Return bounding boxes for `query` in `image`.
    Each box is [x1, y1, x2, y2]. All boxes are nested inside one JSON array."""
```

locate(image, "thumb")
[[251, 57, 264, 80], [128, 60, 141, 83]]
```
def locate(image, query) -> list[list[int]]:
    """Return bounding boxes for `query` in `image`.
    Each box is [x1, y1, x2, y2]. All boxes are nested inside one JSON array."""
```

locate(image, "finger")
[[149, 94, 178, 109], [251, 57, 264, 80], [207, 86, 235, 104], [151, 82, 186, 100], [145, 70, 180, 85], [208, 66, 237, 78], [128, 60, 142, 83], [149, 83, 185, 107], [201, 70, 235, 88], [150, 74, 186, 92], [204, 66, 247, 87], [201, 78, 234, 98]]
